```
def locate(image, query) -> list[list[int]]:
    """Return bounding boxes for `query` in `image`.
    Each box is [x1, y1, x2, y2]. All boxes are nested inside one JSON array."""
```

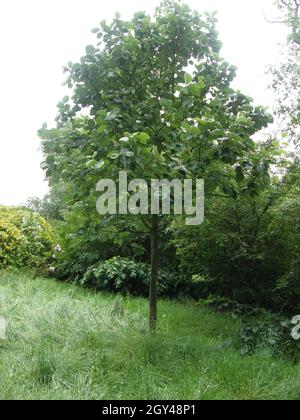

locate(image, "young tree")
[[40, 0, 272, 330]]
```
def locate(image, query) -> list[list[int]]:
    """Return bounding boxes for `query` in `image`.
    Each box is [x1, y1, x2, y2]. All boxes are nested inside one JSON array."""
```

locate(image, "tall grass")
[[0, 271, 299, 400]]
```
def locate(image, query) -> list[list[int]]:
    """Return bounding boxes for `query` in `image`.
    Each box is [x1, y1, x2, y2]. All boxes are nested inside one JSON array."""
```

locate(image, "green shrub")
[[237, 314, 300, 362], [199, 295, 264, 316], [0, 207, 55, 272], [172, 192, 297, 312], [53, 250, 101, 282], [80, 257, 188, 297]]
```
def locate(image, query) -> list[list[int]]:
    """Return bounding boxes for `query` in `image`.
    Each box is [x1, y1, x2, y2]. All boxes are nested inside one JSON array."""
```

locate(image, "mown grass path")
[[0, 272, 299, 400]]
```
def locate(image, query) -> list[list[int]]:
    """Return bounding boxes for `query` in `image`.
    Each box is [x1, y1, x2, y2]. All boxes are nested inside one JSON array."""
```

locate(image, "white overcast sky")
[[0, 0, 286, 205]]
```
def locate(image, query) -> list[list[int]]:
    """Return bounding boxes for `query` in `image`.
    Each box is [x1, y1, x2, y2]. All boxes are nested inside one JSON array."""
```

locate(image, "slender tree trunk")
[[149, 214, 159, 331]]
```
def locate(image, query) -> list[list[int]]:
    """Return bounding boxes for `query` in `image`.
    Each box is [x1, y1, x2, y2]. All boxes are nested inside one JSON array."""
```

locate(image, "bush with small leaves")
[[0, 207, 55, 272]]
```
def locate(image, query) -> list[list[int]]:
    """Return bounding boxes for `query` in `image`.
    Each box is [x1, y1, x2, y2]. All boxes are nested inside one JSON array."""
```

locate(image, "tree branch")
[[263, 10, 288, 24]]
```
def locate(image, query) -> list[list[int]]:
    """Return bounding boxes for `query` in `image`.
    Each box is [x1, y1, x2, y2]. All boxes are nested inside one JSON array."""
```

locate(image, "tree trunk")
[[149, 214, 159, 331]]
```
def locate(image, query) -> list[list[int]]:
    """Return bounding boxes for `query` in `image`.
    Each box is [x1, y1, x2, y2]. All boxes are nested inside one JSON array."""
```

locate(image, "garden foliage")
[[0, 207, 55, 272]]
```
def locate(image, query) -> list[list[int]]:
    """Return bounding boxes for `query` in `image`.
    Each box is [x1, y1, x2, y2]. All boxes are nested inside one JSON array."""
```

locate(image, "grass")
[[0, 271, 299, 400]]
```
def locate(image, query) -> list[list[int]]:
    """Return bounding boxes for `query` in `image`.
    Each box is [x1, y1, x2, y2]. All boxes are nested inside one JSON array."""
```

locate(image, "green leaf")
[[160, 98, 173, 109], [124, 151, 134, 158], [40, 162, 49, 170], [97, 125, 106, 134], [138, 132, 150, 144], [184, 73, 193, 84], [94, 160, 106, 170], [86, 159, 97, 168], [211, 129, 226, 138], [107, 152, 120, 160]]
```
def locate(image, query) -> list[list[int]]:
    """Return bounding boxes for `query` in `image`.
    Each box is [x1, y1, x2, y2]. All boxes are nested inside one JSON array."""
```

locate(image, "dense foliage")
[[0, 207, 55, 272], [237, 314, 300, 361], [172, 163, 300, 313], [26, 186, 66, 221]]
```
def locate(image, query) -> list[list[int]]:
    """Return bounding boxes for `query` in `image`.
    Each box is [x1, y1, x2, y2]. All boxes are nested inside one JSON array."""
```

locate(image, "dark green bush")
[[172, 191, 298, 312], [275, 260, 300, 314], [81, 257, 149, 295], [80, 257, 189, 298]]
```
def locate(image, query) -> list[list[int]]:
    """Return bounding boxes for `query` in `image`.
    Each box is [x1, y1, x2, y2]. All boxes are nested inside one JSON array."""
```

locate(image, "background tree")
[[40, 0, 273, 329], [270, 0, 300, 147], [264, 1, 300, 312], [275, 0, 300, 45], [26, 186, 66, 221], [172, 151, 299, 312]]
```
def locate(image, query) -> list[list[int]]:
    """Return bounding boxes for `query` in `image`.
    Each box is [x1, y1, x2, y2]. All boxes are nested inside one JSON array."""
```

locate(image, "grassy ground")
[[0, 271, 299, 400]]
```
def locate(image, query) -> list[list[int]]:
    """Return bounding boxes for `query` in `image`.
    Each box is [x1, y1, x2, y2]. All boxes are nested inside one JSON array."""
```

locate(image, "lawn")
[[0, 271, 299, 400]]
